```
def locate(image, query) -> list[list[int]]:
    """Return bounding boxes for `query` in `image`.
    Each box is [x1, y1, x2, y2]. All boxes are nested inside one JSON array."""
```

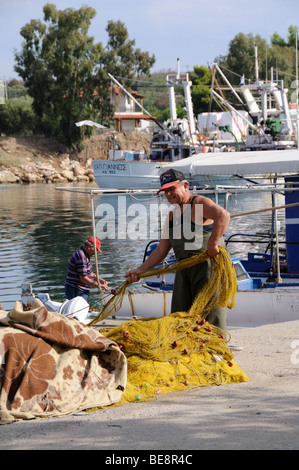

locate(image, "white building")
[[111, 85, 158, 133]]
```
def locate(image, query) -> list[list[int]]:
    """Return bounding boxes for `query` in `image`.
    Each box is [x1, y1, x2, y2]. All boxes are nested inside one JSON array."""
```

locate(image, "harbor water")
[[0, 182, 285, 312]]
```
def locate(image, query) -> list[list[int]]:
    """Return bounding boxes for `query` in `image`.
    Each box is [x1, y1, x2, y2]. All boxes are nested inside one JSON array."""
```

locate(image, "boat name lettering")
[[94, 162, 127, 174]]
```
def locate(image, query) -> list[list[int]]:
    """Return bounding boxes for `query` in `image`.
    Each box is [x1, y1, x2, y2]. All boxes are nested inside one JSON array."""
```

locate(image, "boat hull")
[[98, 288, 299, 328], [92, 159, 265, 189], [92, 160, 161, 189]]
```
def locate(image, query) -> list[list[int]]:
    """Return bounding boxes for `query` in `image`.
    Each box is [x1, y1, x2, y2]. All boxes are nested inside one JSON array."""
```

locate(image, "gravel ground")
[[1, 320, 299, 451]]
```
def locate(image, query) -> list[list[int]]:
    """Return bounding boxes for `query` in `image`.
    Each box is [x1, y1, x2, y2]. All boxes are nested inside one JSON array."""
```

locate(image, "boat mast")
[[254, 43, 259, 84], [213, 62, 245, 107], [183, 73, 196, 136], [166, 59, 178, 125], [166, 58, 197, 136]]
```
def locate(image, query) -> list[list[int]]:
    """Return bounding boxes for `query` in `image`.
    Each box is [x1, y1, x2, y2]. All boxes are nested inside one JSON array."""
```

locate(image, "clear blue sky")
[[1, 0, 299, 81]]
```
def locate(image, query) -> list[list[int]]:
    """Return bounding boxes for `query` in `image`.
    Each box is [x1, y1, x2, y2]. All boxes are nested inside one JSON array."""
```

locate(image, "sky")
[[1, 0, 299, 81]]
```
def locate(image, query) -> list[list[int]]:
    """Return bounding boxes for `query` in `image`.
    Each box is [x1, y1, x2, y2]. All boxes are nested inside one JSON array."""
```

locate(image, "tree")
[[105, 20, 155, 79], [0, 97, 37, 135], [14, 4, 155, 147], [217, 28, 299, 90], [14, 4, 105, 146], [269, 26, 298, 90], [190, 66, 213, 115], [276, 25, 299, 48], [217, 33, 268, 85]]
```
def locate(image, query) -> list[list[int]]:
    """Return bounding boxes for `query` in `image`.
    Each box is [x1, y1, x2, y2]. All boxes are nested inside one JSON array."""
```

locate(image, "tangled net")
[[89, 246, 237, 325], [92, 247, 249, 404]]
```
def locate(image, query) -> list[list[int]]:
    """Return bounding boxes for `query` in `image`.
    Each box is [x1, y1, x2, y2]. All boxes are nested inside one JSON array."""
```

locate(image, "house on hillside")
[[111, 85, 158, 133]]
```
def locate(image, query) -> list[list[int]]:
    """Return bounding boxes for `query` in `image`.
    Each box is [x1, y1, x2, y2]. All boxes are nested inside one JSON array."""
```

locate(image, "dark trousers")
[[170, 259, 227, 331], [65, 284, 89, 301]]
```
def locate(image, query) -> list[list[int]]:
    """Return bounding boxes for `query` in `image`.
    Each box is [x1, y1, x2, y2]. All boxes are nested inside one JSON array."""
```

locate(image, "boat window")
[[162, 149, 171, 161], [183, 148, 191, 158], [233, 262, 249, 281]]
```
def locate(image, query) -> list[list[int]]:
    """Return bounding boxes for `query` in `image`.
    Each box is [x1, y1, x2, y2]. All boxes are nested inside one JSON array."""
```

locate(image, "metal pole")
[[214, 63, 245, 106], [108, 73, 164, 131], [296, 32, 299, 149], [210, 89, 260, 133], [230, 201, 299, 219], [274, 192, 282, 283], [90, 192, 102, 293]]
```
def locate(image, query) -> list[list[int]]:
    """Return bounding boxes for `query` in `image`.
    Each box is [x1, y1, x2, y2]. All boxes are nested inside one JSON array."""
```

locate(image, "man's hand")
[[207, 240, 220, 258], [98, 278, 109, 291], [124, 268, 142, 284]]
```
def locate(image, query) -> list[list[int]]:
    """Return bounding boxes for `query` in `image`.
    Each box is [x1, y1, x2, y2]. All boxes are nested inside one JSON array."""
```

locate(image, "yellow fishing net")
[[89, 246, 237, 325], [90, 247, 248, 405]]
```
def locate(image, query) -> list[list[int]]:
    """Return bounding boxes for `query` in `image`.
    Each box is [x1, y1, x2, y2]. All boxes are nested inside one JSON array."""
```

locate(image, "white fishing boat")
[[92, 51, 299, 190], [28, 264, 299, 329], [204, 53, 296, 152], [92, 63, 206, 190]]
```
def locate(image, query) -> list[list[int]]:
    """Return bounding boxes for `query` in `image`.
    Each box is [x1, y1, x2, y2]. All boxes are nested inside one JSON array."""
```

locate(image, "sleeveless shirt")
[[168, 195, 214, 260]]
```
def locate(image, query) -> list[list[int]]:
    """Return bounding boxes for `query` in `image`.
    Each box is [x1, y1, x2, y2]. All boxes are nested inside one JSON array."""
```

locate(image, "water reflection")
[[0, 183, 96, 310], [0, 183, 285, 311]]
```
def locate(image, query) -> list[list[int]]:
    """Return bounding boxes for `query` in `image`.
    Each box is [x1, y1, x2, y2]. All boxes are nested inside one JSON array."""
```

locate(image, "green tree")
[[190, 65, 213, 115], [218, 33, 268, 85], [14, 4, 155, 147], [105, 20, 155, 79], [7, 83, 28, 100], [269, 26, 298, 90], [217, 27, 299, 90], [0, 97, 37, 135], [284, 25, 299, 47], [14, 4, 105, 146]]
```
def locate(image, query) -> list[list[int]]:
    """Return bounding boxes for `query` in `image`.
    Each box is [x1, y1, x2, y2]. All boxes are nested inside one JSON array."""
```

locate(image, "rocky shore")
[[0, 133, 152, 185], [0, 156, 95, 184]]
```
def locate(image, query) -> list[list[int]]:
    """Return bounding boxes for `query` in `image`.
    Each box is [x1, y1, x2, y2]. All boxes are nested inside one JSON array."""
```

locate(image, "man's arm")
[[125, 237, 172, 284], [194, 196, 230, 257], [79, 275, 109, 290]]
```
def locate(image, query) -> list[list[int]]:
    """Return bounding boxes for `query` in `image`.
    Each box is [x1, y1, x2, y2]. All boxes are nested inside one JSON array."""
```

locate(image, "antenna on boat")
[[165, 58, 197, 139], [176, 57, 180, 80], [254, 43, 259, 84]]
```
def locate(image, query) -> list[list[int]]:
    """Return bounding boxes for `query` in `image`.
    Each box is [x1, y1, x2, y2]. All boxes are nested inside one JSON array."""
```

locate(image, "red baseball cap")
[[87, 237, 102, 253], [157, 169, 186, 194]]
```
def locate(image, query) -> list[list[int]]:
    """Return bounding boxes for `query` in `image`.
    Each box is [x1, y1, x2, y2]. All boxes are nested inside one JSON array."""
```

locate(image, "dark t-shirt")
[[65, 247, 93, 291]]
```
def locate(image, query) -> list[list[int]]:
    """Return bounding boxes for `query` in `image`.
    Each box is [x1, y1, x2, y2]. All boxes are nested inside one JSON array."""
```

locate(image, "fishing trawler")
[[92, 49, 299, 190], [92, 61, 206, 190]]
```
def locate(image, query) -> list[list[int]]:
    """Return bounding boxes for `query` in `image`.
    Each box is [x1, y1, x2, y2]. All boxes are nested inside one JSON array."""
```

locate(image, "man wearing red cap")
[[125, 169, 230, 331], [65, 237, 108, 301]]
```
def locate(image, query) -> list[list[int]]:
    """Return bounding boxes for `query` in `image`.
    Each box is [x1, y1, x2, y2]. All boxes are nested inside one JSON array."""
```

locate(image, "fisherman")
[[125, 169, 230, 330], [65, 237, 109, 301]]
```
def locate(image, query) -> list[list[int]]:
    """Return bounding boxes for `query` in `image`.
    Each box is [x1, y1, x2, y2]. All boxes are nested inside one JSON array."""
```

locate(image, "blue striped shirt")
[[65, 247, 94, 292]]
